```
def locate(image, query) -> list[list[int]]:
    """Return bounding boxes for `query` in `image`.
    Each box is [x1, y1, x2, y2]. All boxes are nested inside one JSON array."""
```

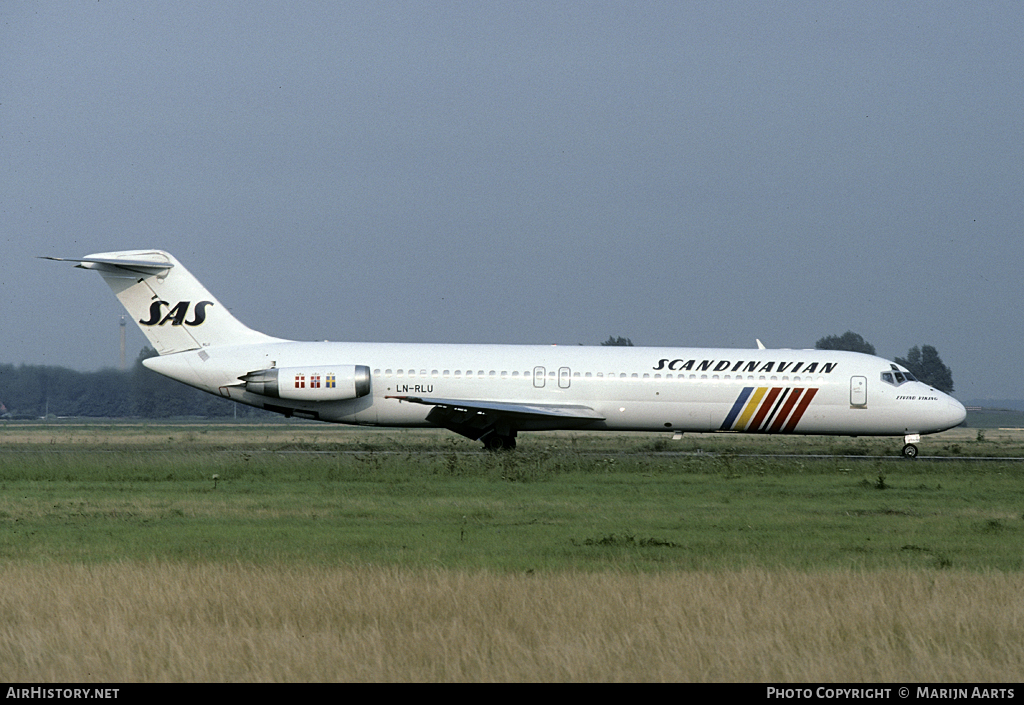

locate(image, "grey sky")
[[2, 2, 1021, 400]]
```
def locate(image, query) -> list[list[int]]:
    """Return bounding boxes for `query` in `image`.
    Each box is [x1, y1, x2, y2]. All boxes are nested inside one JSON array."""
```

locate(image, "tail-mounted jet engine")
[[240, 365, 371, 401]]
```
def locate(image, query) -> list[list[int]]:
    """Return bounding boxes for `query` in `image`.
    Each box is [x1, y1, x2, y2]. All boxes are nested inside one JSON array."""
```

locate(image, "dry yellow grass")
[[1, 563, 1021, 682]]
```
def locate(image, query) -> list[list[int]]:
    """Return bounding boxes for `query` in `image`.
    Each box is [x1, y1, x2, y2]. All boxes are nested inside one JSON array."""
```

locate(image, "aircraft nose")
[[947, 397, 967, 428]]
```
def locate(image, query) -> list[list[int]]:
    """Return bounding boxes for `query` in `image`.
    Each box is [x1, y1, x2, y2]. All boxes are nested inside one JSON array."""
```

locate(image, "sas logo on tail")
[[721, 386, 819, 433], [139, 300, 214, 327]]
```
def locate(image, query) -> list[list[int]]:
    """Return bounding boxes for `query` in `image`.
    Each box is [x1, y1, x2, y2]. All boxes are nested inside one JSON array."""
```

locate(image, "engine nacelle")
[[240, 365, 371, 401]]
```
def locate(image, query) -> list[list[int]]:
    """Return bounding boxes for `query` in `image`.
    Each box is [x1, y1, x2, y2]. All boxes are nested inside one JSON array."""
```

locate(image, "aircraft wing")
[[386, 394, 605, 439], [387, 395, 605, 420]]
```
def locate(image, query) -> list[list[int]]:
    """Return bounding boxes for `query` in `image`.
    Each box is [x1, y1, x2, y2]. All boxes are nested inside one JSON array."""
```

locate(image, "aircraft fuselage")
[[50, 250, 967, 454], [144, 341, 966, 437]]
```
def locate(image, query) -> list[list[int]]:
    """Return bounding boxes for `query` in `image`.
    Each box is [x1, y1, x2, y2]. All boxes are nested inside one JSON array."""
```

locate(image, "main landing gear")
[[481, 432, 517, 451]]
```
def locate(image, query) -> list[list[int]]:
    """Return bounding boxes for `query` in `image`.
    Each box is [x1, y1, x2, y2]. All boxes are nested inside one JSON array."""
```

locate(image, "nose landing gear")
[[901, 433, 921, 459]]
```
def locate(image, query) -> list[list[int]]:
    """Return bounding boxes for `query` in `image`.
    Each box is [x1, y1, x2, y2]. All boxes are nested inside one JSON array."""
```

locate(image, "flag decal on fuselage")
[[720, 387, 819, 433]]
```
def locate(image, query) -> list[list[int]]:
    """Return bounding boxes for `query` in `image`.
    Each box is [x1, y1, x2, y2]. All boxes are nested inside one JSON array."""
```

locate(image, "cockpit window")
[[881, 366, 918, 386]]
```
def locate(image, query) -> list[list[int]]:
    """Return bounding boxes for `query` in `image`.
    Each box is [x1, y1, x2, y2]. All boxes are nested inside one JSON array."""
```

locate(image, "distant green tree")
[[601, 336, 634, 346], [814, 331, 876, 355], [0, 348, 272, 420], [895, 345, 954, 393], [0, 362, 133, 418]]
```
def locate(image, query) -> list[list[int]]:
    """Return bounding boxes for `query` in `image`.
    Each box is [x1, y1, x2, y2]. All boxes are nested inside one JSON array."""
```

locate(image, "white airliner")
[[49, 250, 966, 457]]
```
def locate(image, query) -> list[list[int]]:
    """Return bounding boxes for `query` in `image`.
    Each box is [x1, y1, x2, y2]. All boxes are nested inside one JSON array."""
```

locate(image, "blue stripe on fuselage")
[[720, 386, 754, 430]]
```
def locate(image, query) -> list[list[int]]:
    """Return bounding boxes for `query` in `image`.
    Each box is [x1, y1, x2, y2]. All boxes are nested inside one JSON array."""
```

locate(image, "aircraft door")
[[534, 366, 546, 388], [851, 376, 867, 407], [559, 367, 571, 389]]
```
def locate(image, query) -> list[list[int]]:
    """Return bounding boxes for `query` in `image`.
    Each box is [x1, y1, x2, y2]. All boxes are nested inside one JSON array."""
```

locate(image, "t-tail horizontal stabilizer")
[[47, 249, 281, 355]]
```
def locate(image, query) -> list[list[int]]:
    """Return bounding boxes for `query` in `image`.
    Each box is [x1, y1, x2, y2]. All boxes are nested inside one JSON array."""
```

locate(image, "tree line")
[[0, 348, 267, 420]]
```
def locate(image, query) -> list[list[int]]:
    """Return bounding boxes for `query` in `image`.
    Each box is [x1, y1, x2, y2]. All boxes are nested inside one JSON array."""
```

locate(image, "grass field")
[[1, 421, 1023, 681]]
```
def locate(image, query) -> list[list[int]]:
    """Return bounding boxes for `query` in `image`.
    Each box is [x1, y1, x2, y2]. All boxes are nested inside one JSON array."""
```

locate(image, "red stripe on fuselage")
[[768, 388, 804, 433], [748, 387, 782, 432], [783, 387, 819, 433]]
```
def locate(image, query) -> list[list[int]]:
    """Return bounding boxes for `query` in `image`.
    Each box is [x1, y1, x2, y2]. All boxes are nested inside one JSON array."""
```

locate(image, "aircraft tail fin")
[[46, 250, 280, 354]]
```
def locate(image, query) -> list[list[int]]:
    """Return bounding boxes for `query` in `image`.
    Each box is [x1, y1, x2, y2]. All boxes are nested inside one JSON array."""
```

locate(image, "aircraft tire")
[[901, 443, 919, 459], [483, 434, 517, 451]]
